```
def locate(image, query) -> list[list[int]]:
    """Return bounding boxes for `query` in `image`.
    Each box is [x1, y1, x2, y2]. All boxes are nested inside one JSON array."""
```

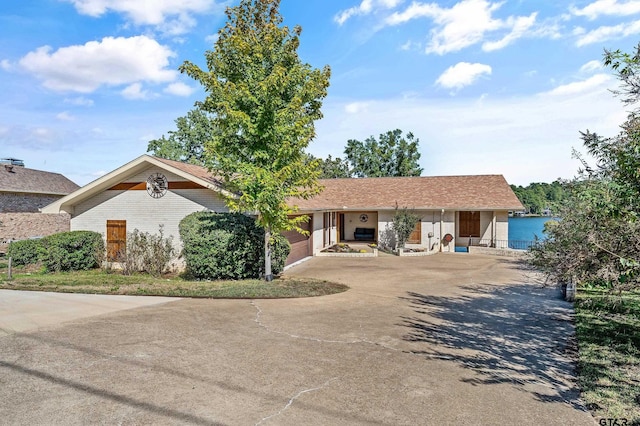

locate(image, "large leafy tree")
[[179, 0, 331, 281], [530, 48, 640, 289], [345, 129, 423, 177], [317, 154, 351, 178], [147, 109, 214, 166]]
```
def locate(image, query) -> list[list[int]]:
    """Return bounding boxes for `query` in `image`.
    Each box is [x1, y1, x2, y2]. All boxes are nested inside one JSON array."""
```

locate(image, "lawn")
[[0, 260, 348, 299], [575, 289, 640, 425]]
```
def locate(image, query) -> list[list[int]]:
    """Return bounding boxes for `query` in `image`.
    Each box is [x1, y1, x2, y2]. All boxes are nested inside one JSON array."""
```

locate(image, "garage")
[[282, 215, 312, 266]]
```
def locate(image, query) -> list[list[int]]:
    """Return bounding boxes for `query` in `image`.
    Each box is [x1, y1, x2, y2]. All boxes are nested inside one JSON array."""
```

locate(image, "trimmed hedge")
[[39, 231, 104, 272], [179, 212, 290, 280], [7, 239, 42, 266], [6, 231, 104, 272]]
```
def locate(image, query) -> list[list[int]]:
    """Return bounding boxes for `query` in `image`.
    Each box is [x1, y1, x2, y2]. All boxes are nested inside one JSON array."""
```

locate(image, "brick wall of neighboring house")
[[0, 213, 71, 253], [0, 192, 63, 213]]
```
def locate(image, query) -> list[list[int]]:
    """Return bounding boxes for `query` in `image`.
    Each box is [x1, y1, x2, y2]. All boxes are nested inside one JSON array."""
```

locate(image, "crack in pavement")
[[250, 300, 582, 408], [250, 300, 403, 352], [255, 377, 338, 426]]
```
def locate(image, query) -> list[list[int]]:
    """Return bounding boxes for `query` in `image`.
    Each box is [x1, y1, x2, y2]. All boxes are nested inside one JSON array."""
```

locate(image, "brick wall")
[[0, 192, 63, 213], [0, 213, 71, 253]]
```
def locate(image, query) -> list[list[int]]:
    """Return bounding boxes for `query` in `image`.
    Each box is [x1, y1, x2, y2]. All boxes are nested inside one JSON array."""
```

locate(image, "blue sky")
[[1, 0, 638, 186]]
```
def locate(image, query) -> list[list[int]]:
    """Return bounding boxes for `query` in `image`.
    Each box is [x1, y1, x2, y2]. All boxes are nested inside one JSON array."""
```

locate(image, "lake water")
[[508, 216, 557, 242]]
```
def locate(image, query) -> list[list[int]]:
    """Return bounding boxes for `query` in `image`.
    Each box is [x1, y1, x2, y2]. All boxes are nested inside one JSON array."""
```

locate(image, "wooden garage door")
[[282, 216, 311, 266], [106, 220, 126, 261]]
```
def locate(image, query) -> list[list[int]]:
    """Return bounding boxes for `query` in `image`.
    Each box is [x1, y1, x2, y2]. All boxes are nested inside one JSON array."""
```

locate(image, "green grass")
[[575, 289, 640, 424], [0, 261, 348, 299]]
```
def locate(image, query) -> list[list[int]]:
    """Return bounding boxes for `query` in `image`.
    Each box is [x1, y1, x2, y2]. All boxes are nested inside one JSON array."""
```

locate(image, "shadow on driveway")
[[400, 281, 586, 410]]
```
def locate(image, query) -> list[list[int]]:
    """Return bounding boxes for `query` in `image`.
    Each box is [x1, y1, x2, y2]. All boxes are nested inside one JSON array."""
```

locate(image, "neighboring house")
[[0, 160, 79, 212], [42, 155, 524, 266], [0, 160, 80, 251]]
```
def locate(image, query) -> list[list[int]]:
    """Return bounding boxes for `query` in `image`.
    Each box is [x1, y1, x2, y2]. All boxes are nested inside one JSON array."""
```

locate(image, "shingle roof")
[[153, 159, 523, 211], [0, 165, 79, 195], [153, 157, 225, 187], [291, 175, 524, 211]]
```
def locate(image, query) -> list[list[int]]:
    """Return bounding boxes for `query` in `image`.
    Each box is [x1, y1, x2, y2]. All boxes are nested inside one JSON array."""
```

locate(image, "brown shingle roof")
[[153, 157, 225, 187], [0, 165, 79, 195], [151, 157, 523, 211], [291, 175, 524, 211]]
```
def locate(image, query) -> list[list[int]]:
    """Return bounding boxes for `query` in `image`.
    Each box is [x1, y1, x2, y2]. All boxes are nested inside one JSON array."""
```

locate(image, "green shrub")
[[392, 205, 420, 248], [39, 231, 104, 272], [179, 212, 290, 280], [121, 226, 176, 277], [7, 239, 43, 266]]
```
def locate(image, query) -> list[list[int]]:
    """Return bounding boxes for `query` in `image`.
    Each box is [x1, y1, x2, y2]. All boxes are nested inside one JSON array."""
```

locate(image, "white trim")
[[283, 256, 313, 270], [41, 155, 234, 214]]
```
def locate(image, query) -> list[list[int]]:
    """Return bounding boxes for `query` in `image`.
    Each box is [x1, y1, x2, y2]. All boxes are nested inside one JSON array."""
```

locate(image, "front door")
[[408, 221, 421, 244], [459, 211, 480, 238], [106, 220, 126, 261]]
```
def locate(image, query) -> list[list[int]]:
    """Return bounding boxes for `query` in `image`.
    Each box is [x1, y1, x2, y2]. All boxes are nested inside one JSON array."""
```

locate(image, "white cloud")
[[482, 13, 537, 51], [205, 33, 220, 45], [436, 62, 492, 90], [384, 0, 537, 54], [64, 96, 94, 107], [580, 60, 603, 73], [19, 36, 176, 93], [544, 74, 612, 96], [571, 0, 640, 20], [312, 86, 626, 186], [56, 111, 76, 121], [164, 82, 195, 96], [334, 0, 403, 25], [345, 102, 370, 114], [121, 83, 154, 100], [575, 19, 640, 46], [1, 59, 12, 71], [64, 0, 220, 34]]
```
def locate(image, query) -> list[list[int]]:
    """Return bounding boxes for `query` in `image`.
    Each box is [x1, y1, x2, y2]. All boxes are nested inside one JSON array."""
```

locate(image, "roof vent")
[[4, 164, 14, 173], [0, 158, 25, 167]]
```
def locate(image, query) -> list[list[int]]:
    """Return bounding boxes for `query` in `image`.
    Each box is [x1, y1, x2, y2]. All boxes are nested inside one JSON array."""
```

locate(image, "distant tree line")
[[149, 122, 424, 179], [510, 181, 568, 215]]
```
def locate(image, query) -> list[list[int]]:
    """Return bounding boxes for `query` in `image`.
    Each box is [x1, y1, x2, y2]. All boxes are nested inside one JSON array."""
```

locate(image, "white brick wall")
[[70, 165, 229, 251], [378, 209, 454, 252]]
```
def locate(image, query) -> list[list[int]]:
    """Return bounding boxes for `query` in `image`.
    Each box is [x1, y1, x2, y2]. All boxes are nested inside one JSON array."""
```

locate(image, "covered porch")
[[337, 211, 378, 243]]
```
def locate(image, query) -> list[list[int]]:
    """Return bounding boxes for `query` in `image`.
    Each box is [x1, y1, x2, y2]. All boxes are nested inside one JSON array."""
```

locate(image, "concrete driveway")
[[0, 254, 593, 425]]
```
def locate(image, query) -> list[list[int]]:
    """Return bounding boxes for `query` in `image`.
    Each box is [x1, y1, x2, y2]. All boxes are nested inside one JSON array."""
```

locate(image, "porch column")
[[491, 211, 497, 247], [439, 209, 444, 252]]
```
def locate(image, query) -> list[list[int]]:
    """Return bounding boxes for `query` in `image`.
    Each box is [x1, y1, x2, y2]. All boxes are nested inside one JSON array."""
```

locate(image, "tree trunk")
[[264, 226, 273, 282]]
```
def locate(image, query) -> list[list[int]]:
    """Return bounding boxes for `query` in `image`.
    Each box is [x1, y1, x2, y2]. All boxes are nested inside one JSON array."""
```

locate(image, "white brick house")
[[43, 155, 524, 266], [42, 155, 232, 261]]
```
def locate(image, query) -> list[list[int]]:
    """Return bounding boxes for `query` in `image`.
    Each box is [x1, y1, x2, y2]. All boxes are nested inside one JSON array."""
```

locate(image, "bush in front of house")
[[121, 226, 176, 277], [7, 238, 43, 266], [179, 212, 290, 280], [38, 231, 105, 272]]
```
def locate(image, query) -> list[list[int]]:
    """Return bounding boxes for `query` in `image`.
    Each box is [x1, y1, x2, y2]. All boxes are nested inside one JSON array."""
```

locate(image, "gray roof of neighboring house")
[[0, 164, 80, 196]]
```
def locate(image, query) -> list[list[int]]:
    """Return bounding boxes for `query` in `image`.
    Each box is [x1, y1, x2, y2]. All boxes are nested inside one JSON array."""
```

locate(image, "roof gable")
[[0, 165, 79, 196], [41, 155, 231, 214]]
